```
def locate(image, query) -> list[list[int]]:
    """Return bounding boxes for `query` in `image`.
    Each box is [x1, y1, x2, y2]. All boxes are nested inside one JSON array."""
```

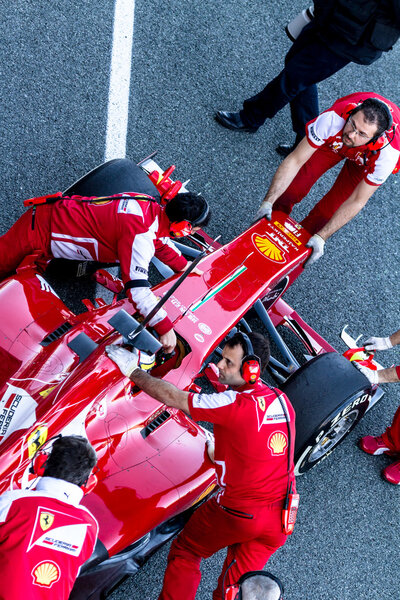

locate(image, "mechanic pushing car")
[[256, 92, 400, 267], [0, 190, 210, 353], [106, 331, 297, 600], [0, 435, 98, 600], [356, 329, 400, 484]]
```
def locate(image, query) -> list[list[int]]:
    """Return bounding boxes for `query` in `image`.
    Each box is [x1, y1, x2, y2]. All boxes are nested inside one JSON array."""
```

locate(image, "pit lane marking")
[[105, 0, 136, 161]]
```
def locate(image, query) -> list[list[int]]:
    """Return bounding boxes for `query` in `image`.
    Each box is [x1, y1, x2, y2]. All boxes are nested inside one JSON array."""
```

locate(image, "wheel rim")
[[308, 409, 359, 463]]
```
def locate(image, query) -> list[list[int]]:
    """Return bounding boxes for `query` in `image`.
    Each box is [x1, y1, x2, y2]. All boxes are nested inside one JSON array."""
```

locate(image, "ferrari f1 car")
[[0, 157, 383, 598]]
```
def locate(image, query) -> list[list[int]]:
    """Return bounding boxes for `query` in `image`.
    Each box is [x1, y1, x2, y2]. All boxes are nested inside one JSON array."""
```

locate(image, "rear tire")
[[64, 158, 160, 199], [281, 352, 372, 475]]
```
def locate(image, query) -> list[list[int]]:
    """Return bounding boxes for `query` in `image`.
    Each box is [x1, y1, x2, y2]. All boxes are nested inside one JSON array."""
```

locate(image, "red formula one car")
[[0, 157, 383, 598]]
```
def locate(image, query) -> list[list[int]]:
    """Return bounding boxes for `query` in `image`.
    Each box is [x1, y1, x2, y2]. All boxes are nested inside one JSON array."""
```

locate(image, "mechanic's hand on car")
[[255, 201, 273, 221], [180, 261, 203, 276], [206, 439, 215, 463], [106, 345, 140, 377], [106, 345, 156, 376], [160, 329, 177, 354], [304, 234, 325, 268], [364, 336, 393, 352], [353, 362, 379, 385]]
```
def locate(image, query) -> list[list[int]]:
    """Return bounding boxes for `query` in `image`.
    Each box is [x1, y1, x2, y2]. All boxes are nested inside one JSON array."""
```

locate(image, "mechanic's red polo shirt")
[[0, 477, 98, 600], [189, 381, 296, 510], [306, 92, 400, 186], [49, 194, 186, 335]]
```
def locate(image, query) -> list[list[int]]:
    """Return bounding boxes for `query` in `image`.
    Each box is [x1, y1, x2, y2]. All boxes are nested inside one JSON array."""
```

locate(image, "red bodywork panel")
[[0, 211, 316, 558]]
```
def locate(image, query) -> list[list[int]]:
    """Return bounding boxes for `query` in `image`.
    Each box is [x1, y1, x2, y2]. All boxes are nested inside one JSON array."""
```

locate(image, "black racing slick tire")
[[64, 158, 160, 199], [280, 352, 372, 475]]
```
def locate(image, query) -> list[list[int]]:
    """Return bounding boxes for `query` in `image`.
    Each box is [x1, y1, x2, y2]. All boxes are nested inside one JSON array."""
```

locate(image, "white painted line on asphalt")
[[99, 0, 135, 299], [104, 0, 135, 161]]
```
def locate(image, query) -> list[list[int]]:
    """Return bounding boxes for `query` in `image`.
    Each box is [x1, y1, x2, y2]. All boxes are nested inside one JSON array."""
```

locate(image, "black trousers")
[[240, 25, 350, 138]]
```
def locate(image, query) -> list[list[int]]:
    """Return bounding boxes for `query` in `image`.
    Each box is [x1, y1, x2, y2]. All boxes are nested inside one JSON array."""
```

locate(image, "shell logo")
[[253, 235, 286, 263], [32, 561, 60, 588], [268, 431, 288, 455]]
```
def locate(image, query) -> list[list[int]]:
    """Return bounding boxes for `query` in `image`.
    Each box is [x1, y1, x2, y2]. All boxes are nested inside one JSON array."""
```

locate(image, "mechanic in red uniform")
[[0, 191, 210, 352], [105, 331, 296, 600], [357, 328, 400, 484], [256, 92, 400, 267], [0, 435, 98, 600]]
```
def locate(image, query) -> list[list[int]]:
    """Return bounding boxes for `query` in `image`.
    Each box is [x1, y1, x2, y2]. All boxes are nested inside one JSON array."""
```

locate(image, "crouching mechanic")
[[0, 435, 98, 599], [357, 329, 400, 484], [255, 92, 400, 267], [106, 331, 296, 600], [0, 191, 210, 352]]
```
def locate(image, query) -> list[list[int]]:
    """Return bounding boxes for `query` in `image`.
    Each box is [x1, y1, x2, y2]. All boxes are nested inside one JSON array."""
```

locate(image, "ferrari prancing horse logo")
[[257, 397, 266, 412], [252, 234, 286, 263], [40, 512, 54, 531]]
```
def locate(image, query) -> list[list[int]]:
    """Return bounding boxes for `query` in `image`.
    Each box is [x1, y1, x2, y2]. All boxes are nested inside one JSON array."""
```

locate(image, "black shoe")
[[215, 111, 258, 132], [276, 143, 296, 158]]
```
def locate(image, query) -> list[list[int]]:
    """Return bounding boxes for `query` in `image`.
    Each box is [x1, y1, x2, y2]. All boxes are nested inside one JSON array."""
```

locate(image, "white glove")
[[364, 336, 393, 352], [255, 201, 273, 221], [354, 363, 379, 385], [305, 234, 325, 268], [106, 345, 140, 377]]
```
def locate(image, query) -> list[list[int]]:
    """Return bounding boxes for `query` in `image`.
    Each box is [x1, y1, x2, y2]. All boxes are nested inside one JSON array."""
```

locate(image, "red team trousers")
[[158, 497, 287, 600], [274, 146, 366, 234], [0, 205, 52, 277], [382, 406, 400, 453]]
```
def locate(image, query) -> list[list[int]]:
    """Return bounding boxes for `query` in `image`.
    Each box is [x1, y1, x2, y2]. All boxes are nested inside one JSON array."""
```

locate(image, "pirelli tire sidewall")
[[294, 388, 371, 475], [280, 352, 373, 476]]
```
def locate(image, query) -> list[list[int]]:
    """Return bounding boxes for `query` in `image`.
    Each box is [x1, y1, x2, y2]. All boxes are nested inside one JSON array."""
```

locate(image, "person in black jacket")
[[215, 0, 400, 156]]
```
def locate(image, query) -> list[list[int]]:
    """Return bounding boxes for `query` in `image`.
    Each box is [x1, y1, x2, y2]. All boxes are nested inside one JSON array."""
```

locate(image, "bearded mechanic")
[[256, 92, 400, 266], [106, 331, 296, 600], [0, 191, 210, 353]]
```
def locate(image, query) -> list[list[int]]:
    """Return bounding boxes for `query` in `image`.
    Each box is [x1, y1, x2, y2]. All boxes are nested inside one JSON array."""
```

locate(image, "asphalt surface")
[[1, 1, 400, 599]]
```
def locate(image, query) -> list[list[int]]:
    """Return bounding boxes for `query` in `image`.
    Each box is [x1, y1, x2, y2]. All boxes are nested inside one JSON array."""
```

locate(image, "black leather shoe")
[[276, 143, 296, 158], [215, 111, 258, 132]]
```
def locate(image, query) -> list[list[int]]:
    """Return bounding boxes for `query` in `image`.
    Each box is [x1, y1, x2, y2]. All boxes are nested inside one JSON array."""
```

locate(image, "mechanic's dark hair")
[[165, 192, 211, 227], [225, 332, 270, 372], [356, 98, 392, 135], [44, 435, 97, 487]]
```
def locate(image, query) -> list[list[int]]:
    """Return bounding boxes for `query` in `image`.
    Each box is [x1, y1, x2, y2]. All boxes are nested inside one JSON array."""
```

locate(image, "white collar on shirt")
[[35, 476, 84, 505]]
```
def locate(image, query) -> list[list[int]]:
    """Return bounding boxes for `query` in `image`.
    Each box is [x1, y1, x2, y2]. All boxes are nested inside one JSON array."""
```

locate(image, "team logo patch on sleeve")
[[32, 560, 60, 588], [268, 431, 288, 455], [29, 507, 89, 556], [255, 396, 287, 430]]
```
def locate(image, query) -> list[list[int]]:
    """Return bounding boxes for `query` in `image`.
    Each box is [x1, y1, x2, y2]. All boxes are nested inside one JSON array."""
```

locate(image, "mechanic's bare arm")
[[316, 180, 377, 241], [389, 329, 400, 347], [377, 367, 400, 384], [130, 368, 190, 414], [262, 138, 316, 207]]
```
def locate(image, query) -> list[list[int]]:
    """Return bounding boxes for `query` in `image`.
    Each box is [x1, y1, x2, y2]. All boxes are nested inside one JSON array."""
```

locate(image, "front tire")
[[281, 352, 372, 475]]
